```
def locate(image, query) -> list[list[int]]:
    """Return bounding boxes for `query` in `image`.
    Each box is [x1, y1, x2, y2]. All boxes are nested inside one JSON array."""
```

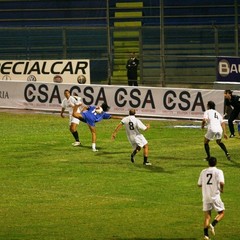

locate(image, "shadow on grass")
[[79, 145, 129, 156], [134, 164, 173, 174], [159, 156, 193, 161], [221, 159, 240, 168], [180, 164, 208, 168], [77, 145, 92, 150], [114, 238, 197, 240], [97, 150, 129, 156]]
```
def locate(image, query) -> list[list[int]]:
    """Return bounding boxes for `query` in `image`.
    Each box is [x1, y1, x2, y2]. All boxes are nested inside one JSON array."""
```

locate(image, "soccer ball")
[[77, 75, 86, 84], [95, 107, 103, 114]]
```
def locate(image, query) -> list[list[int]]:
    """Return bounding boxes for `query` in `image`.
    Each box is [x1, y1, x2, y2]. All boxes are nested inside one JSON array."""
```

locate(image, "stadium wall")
[[0, 1, 238, 87], [0, 81, 229, 120]]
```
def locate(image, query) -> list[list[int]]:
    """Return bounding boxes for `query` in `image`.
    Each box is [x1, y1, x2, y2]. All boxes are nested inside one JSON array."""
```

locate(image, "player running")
[[201, 101, 231, 161], [198, 156, 225, 240], [111, 109, 151, 165]]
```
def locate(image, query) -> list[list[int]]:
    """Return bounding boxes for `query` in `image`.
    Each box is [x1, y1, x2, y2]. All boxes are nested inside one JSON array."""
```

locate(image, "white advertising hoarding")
[[0, 59, 90, 84], [0, 81, 225, 119]]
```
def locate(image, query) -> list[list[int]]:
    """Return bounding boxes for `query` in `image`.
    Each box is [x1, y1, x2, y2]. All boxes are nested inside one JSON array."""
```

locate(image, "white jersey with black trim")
[[61, 96, 82, 115], [198, 166, 224, 203], [203, 109, 223, 132], [121, 115, 147, 138]]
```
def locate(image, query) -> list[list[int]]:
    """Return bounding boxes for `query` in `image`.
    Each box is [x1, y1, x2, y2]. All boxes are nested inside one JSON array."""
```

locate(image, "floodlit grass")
[[0, 111, 240, 240]]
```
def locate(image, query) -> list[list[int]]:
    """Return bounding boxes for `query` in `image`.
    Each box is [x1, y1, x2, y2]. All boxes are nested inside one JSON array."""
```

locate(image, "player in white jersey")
[[201, 101, 230, 161], [198, 156, 225, 239], [111, 109, 151, 165], [60, 89, 83, 146]]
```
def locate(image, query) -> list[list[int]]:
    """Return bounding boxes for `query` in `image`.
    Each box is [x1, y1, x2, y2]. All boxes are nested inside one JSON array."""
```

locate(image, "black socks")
[[72, 131, 79, 142]]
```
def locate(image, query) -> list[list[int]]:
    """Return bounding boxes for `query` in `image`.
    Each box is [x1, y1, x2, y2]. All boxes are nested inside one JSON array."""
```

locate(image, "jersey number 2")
[[206, 173, 213, 185]]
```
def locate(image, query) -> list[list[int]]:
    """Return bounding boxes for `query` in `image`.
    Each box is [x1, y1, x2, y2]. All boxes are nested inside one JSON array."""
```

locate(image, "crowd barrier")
[[0, 81, 227, 120]]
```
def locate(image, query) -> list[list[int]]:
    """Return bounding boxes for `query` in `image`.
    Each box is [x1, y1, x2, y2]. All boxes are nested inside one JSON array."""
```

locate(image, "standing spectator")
[[126, 52, 139, 86], [60, 90, 83, 146], [72, 103, 121, 152], [202, 101, 231, 161], [238, 122, 240, 137], [111, 109, 151, 165], [224, 89, 240, 137], [198, 156, 225, 240]]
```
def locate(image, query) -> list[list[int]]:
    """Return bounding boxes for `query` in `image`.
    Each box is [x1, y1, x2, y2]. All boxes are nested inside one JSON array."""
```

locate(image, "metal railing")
[[0, 0, 239, 87]]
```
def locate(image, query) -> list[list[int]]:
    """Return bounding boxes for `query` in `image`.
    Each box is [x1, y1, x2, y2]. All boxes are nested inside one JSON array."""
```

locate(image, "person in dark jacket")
[[126, 52, 139, 86], [224, 89, 240, 137]]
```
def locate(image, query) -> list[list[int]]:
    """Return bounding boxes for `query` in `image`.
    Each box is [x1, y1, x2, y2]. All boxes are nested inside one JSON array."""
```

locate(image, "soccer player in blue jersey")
[[73, 103, 121, 151]]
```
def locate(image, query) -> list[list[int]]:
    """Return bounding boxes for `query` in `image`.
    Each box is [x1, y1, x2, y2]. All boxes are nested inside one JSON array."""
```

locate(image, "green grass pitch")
[[0, 111, 240, 240]]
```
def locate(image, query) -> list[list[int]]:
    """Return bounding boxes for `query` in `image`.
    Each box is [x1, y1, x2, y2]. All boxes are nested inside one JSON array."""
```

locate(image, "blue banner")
[[217, 57, 240, 82]]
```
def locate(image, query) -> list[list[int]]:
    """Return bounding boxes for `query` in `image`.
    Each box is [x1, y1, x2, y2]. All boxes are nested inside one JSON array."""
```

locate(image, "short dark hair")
[[208, 156, 217, 167], [224, 89, 233, 95], [101, 103, 110, 112], [207, 101, 215, 110]]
